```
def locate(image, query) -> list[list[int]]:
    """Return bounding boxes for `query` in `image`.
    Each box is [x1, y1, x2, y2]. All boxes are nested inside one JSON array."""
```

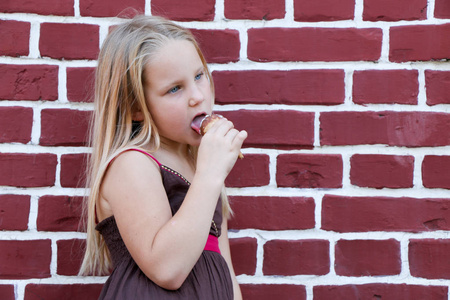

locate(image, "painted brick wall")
[[1, 0, 449, 299]]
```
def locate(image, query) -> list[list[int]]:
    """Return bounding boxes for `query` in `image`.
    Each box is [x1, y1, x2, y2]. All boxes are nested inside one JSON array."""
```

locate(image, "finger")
[[208, 119, 234, 136], [232, 130, 247, 148], [224, 127, 240, 144]]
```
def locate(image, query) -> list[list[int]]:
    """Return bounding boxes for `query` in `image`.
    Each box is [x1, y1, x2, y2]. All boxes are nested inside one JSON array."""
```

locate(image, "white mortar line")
[[215, 0, 225, 21], [27, 195, 39, 231], [29, 21, 40, 59], [285, 0, 294, 22], [74, 0, 80, 17]]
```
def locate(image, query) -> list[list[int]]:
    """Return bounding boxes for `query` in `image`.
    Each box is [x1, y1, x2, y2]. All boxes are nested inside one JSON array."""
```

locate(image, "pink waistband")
[[204, 234, 221, 254]]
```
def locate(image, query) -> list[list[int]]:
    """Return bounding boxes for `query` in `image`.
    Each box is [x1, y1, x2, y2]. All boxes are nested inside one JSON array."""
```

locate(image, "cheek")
[[147, 103, 167, 130], [152, 106, 185, 131], [202, 81, 213, 103]]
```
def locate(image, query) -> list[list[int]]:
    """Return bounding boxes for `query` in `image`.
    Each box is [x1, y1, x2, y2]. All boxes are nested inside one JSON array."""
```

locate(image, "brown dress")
[[96, 150, 233, 299]]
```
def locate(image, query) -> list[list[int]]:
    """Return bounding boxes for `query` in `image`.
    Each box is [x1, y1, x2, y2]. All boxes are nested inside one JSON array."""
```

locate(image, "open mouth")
[[191, 114, 208, 134]]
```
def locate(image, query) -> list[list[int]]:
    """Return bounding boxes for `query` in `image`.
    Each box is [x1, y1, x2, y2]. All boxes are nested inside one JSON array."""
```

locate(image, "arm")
[[101, 151, 220, 289], [100, 119, 247, 290], [219, 216, 243, 300]]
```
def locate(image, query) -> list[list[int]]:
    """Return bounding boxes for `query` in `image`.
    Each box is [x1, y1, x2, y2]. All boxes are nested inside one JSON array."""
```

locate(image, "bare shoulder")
[[102, 150, 160, 193], [98, 149, 169, 222]]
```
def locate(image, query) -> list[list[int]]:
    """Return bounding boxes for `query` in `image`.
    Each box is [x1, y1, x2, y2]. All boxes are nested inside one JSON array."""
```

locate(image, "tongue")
[[191, 115, 206, 134]]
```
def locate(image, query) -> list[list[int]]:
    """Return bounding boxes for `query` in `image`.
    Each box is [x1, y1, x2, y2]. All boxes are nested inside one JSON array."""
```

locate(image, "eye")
[[195, 72, 204, 81], [167, 85, 180, 94]]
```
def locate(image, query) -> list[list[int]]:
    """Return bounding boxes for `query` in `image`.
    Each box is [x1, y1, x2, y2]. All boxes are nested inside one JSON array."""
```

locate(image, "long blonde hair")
[[79, 15, 229, 276]]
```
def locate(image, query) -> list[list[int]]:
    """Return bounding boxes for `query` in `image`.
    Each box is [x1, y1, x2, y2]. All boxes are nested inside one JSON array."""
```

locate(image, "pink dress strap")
[[204, 235, 221, 254], [120, 148, 162, 166]]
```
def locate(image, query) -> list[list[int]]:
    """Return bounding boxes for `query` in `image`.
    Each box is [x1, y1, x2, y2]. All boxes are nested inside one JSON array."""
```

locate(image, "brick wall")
[[1, 0, 449, 299]]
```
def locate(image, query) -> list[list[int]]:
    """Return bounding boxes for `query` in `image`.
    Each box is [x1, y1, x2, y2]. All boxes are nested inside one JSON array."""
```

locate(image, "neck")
[[156, 139, 196, 181], [159, 138, 189, 157], [155, 137, 194, 168]]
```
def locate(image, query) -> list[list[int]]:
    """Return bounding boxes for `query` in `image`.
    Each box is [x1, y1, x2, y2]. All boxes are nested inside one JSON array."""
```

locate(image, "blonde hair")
[[79, 15, 229, 276]]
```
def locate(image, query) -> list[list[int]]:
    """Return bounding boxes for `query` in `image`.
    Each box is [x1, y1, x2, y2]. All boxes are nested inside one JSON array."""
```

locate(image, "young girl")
[[79, 15, 246, 299]]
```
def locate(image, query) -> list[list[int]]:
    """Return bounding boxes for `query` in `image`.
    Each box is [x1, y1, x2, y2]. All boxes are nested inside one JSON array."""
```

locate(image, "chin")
[[188, 134, 202, 147], [189, 140, 201, 147]]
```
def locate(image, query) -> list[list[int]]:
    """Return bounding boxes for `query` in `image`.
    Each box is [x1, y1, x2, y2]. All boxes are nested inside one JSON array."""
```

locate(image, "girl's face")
[[143, 39, 213, 148]]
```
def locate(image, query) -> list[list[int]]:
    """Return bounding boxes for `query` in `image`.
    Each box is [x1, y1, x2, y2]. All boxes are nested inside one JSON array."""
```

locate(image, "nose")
[[188, 84, 205, 107]]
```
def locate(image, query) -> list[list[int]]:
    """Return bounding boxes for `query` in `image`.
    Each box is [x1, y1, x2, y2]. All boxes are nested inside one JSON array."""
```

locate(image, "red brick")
[[225, 154, 270, 187], [435, 0, 450, 19], [60, 153, 89, 188], [229, 196, 315, 230], [294, 0, 354, 22], [363, 0, 427, 21], [57, 239, 85, 275], [151, 0, 215, 21], [248, 28, 382, 62], [314, 284, 448, 300], [353, 70, 419, 105], [350, 154, 414, 189], [39, 23, 99, 60], [229, 237, 257, 276], [0, 153, 57, 187], [320, 111, 450, 147], [0, 106, 33, 144], [410, 239, 450, 279], [390, 24, 450, 62], [425, 70, 450, 105], [40, 109, 91, 146], [67, 67, 95, 102], [241, 284, 306, 300], [0, 195, 30, 231], [322, 195, 450, 232], [0, 285, 14, 300], [0, 64, 58, 101], [335, 239, 401, 276], [25, 284, 103, 300], [225, 0, 285, 20], [221, 110, 314, 149], [422, 156, 450, 189], [0, 0, 74, 16], [37, 195, 83, 232], [213, 70, 345, 105], [277, 154, 343, 188], [80, 0, 144, 17], [263, 240, 329, 275], [191, 29, 240, 64], [0, 240, 51, 279], [0, 20, 30, 57]]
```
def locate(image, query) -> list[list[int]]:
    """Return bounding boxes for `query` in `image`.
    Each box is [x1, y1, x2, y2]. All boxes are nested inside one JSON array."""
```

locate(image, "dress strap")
[[204, 234, 221, 254], [121, 148, 162, 166]]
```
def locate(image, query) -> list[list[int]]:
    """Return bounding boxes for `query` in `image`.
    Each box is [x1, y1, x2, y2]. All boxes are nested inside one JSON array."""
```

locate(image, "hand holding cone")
[[200, 114, 244, 159]]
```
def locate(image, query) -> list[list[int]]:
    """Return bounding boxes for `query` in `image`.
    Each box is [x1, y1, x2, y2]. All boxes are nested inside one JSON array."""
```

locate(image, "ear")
[[132, 110, 144, 122]]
